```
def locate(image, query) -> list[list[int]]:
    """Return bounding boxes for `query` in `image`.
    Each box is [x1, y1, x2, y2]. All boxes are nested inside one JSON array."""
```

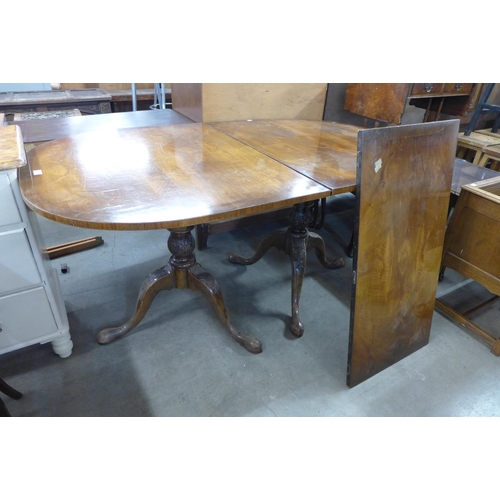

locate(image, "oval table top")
[[211, 119, 360, 194], [19, 123, 331, 230]]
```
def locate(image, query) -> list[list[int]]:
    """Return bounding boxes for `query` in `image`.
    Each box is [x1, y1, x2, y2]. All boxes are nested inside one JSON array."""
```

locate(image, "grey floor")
[[2, 194, 500, 417]]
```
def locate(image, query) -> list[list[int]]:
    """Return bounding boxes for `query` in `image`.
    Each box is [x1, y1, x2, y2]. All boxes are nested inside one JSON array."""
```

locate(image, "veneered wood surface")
[[0, 125, 26, 170], [19, 123, 330, 230], [12, 109, 193, 143], [344, 84, 411, 124], [211, 120, 360, 194], [347, 120, 459, 387]]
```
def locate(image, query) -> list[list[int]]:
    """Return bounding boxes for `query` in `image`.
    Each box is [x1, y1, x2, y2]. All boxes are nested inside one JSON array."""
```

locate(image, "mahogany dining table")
[[15, 111, 467, 387], [18, 121, 336, 354]]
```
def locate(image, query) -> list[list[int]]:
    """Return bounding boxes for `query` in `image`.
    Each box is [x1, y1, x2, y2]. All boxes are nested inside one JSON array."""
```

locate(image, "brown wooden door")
[[347, 120, 459, 387]]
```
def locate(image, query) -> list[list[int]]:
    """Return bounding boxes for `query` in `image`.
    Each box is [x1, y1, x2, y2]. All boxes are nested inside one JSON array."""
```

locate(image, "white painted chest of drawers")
[[0, 126, 72, 358]]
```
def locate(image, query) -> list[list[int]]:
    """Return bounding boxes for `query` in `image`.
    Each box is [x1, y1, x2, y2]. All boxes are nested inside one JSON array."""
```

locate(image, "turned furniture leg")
[[229, 202, 345, 337], [97, 227, 261, 354]]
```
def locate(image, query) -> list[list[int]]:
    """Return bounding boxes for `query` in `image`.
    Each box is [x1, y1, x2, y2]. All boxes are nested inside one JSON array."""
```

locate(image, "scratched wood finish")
[[347, 120, 459, 387], [344, 84, 411, 124], [19, 123, 330, 230], [0, 125, 26, 170], [211, 120, 360, 193], [12, 109, 193, 144]]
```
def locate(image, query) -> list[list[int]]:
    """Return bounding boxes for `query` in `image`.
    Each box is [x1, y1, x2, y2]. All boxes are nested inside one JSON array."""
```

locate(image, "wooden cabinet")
[[0, 126, 72, 358], [344, 83, 478, 124], [436, 177, 500, 355]]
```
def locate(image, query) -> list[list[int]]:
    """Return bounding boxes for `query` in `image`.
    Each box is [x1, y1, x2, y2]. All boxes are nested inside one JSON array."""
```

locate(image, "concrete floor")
[[2, 194, 500, 417]]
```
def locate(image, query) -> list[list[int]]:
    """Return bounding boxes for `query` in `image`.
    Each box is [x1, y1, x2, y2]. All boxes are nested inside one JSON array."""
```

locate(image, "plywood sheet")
[[347, 120, 459, 387]]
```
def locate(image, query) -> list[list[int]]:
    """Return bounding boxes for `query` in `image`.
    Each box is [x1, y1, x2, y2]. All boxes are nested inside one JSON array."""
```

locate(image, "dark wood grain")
[[19, 123, 330, 230], [347, 120, 459, 387], [344, 84, 411, 124]]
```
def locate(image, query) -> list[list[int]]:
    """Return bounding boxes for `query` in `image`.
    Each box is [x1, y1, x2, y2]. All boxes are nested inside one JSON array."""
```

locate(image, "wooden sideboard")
[[344, 83, 478, 124]]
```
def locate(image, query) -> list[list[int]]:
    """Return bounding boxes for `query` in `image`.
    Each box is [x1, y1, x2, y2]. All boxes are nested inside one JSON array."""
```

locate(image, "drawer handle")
[[424, 84, 434, 93], [455, 83, 463, 90]]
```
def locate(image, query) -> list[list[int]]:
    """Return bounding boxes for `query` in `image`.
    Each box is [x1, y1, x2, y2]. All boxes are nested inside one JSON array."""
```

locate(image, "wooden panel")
[[347, 120, 459, 387], [172, 84, 327, 122], [211, 119, 359, 193], [203, 84, 327, 122], [19, 123, 330, 231], [171, 83, 203, 122], [344, 84, 411, 124]]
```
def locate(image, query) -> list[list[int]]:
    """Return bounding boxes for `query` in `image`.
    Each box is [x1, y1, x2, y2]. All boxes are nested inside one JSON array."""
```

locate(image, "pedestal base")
[[97, 227, 262, 354], [228, 202, 344, 337]]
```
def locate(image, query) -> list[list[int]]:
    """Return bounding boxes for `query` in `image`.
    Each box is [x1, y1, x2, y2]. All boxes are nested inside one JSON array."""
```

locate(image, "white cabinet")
[[0, 126, 72, 358]]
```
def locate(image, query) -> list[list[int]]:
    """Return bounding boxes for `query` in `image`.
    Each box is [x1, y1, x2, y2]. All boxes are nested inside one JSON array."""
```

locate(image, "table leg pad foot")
[[188, 264, 263, 354], [290, 316, 304, 338]]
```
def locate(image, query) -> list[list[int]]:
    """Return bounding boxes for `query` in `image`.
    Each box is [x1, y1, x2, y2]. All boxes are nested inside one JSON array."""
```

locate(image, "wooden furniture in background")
[[456, 131, 500, 164], [19, 123, 330, 355], [436, 177, 500, 355], [57, 83, 164, 112], [0, 126, 73, 359], [347, 120, 459, 387], [0, 89, 111, 117], [171, 83, 328, 122], [478, 144, 500, 169], [344, 83, 477, 124], [10, 108, 193, 144]]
